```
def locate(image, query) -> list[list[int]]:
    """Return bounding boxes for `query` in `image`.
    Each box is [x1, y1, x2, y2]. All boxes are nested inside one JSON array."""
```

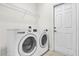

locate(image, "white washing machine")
[[7, 26, 41, 56], [38, 28, 49, 56]]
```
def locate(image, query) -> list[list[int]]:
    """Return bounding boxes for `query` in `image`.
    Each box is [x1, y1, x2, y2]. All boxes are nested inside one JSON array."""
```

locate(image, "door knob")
[[54, 27, 56, 29], [54, 30, 57, 32]]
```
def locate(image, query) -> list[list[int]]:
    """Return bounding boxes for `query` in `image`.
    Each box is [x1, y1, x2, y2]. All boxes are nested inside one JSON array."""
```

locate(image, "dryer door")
[[40, 32, 48, 48], [18, 33, 37, 56]]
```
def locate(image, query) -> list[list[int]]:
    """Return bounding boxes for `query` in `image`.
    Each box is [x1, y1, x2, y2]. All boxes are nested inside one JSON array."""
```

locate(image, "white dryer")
[[38, 28, 49, 56], [7, 26, 40, 56]]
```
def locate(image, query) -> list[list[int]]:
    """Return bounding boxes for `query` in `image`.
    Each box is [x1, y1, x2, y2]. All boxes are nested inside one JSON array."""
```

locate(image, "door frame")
[[53, 3, 78, 55]]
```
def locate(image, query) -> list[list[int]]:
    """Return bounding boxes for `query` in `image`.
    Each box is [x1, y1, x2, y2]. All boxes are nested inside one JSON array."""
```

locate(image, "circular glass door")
[[22, 37, 36, 53], [40, 33, 48, 48], [18, 34, 37, 56], [41, 34, 47, 46]]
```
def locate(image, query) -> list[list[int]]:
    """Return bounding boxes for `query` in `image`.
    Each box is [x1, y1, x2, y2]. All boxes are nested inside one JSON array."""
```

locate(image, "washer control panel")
[[28, 26, 37, 32], [28, 26, 32, 29], [33, 29, 37, 32]]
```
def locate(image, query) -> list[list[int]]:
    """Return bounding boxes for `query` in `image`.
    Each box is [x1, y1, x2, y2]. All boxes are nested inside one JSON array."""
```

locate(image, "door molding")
[[53, 3, 64, 7]]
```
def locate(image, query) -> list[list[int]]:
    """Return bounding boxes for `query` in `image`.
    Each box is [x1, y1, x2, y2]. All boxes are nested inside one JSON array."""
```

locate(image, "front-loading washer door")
[[18, 33, 37, 56], [40, 32, 48, 48]]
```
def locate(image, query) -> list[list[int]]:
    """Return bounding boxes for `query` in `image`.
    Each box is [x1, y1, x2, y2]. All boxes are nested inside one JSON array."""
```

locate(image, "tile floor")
[[44, 51, 64, 56]]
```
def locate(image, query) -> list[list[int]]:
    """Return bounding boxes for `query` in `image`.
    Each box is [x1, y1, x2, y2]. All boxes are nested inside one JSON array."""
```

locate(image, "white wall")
[[0, 3, 54, 54], [0, 3, 37, 50], [10, 3, 37, 14], [37, 3, 54, 50]]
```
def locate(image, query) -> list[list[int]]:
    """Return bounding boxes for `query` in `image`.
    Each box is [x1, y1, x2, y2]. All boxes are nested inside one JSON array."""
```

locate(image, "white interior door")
[[54, 3, 77, 56]]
